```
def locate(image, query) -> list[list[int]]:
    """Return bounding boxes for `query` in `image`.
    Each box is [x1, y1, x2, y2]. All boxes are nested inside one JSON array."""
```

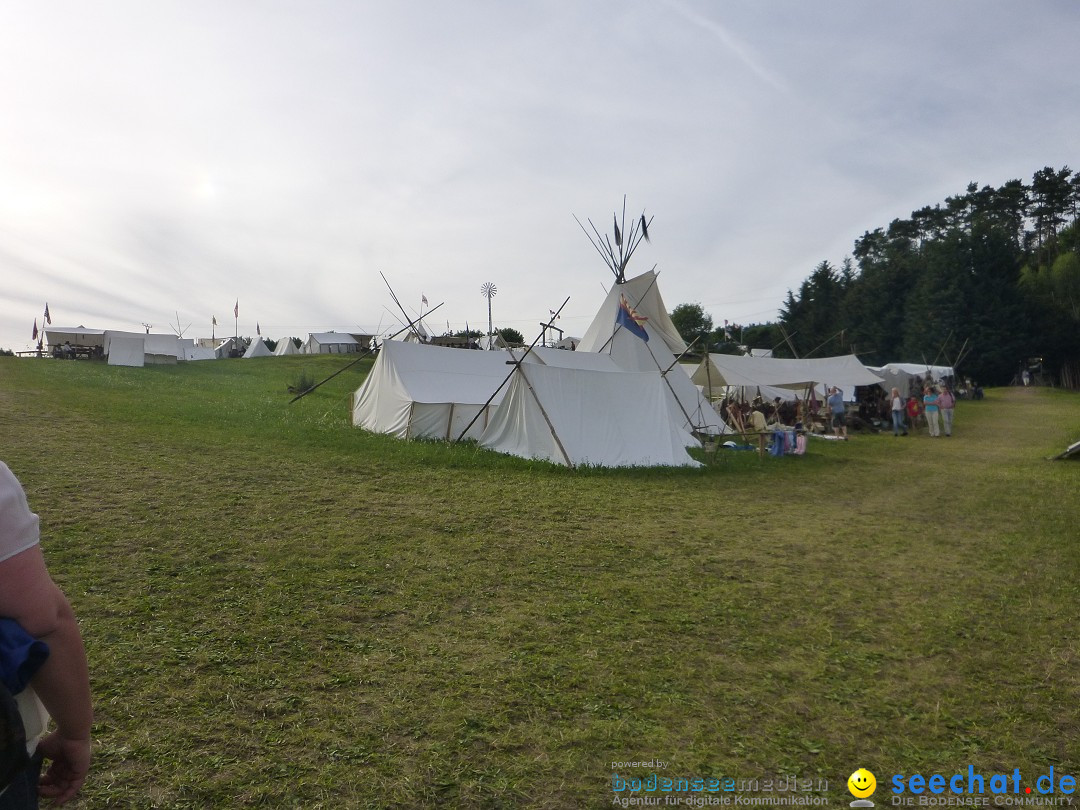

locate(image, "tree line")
[[671, 166, 1080, 386]]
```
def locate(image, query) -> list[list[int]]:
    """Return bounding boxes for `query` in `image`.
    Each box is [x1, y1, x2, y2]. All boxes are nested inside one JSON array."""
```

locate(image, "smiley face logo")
[[847, 768, 876, 798]]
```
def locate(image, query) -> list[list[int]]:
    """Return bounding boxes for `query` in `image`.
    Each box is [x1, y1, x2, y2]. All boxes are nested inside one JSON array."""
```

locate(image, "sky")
[[2, 1, 1078, 354]]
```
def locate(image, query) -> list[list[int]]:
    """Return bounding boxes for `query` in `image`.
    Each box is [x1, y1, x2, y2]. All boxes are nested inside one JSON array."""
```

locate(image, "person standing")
[[827, 387, 847, 440], [923, 386, 941, 437], [938, 385, 956, 437], [890, 387, 907, 436], [0, 461, 92, 807]]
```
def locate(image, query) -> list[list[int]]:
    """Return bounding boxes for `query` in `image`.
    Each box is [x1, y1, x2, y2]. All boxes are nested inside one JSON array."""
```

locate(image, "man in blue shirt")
[[827, 387, 847, 440]]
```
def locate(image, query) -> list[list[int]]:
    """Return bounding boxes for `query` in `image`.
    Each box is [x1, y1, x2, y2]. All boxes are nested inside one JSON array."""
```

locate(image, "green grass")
[[2, 356, 1079, 808]]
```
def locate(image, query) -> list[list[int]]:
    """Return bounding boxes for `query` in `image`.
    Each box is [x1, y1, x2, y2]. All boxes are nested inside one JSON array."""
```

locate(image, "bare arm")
[[0, 545, 92, 804]]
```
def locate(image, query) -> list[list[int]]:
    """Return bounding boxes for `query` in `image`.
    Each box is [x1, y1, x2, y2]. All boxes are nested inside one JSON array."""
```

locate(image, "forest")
[[674, 166, 1080, 386]]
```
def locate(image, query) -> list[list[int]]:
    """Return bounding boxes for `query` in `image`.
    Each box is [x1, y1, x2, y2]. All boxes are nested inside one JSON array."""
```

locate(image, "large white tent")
[[871, 363, 955, 397], [102, 330, 183, 364], [352, 340, 514, 441], [692, 353, 883, 401], [274, 338, 300, 356], [577, 270, 729, 436], [478, 363, 699, 468]]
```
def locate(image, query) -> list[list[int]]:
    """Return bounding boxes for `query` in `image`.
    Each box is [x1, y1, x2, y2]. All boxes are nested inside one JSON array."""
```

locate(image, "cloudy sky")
[[2, 1, 1077, 353]]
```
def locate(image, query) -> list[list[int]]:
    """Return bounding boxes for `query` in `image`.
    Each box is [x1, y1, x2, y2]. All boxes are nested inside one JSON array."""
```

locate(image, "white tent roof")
[[478, 363, 700, 468], [693, 353, 883, 401], [274, 338, 300, 356], [243, 338, 273, 358], [576, 270, 728, 436], [307, 332, 359, 345], [44, 327, 105, 347]]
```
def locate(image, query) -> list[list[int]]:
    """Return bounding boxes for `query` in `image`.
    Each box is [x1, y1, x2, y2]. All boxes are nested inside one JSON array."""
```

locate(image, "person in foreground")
[[0, 461, 92, 807]]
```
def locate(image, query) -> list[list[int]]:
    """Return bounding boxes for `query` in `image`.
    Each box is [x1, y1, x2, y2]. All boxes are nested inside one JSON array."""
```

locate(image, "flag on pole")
[[32, 318, 38, 340], [615, 294, 649, 342], [212, 315, 217, 326], [43, 303, 51, 324], [257, 322, 261, 335], [421, 294, 428, 307], [234, 300, 239, 318]]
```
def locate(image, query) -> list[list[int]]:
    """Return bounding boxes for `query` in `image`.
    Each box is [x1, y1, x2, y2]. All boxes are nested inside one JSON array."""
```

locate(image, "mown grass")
[[1, 355, 1079, 808]]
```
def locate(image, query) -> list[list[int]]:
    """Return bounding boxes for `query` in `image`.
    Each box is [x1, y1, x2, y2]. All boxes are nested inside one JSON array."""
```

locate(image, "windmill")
[[169, 312, 192, 339], [481, 282, 497, 349]]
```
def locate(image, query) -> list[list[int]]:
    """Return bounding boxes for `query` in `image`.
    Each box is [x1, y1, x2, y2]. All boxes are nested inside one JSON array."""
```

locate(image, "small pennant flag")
[[212, 315, 217, 326], [256, 322, 261, 336], [615, 294, 649, 342], [43, 303, 51, 324], [234, 300, 239, 318], [32, 318, 38, 340]]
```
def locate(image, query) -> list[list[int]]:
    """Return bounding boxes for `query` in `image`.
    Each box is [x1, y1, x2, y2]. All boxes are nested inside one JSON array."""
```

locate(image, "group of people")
[[889, 385, 956, 437]]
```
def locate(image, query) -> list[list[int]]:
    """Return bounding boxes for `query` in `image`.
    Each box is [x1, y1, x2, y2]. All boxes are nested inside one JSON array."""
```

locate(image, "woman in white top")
[[890, 387, 908, 436]]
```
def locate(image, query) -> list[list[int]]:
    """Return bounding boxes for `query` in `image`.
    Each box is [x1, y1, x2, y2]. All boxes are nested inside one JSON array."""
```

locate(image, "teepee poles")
[[573, 196, 653, 284]]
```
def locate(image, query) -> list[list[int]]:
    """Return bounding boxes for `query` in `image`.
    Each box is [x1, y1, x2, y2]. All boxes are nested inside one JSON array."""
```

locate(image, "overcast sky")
[[2, 1, 1077, 353]]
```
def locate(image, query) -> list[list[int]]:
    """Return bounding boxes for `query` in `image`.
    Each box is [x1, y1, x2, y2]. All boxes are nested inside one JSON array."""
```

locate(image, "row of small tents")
[[41, 328, 361, 366], [350, 271, 949, 468]]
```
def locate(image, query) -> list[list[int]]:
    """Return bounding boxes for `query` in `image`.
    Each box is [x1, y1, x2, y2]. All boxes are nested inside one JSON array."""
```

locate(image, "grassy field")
[[1, 355, 1079, 808]]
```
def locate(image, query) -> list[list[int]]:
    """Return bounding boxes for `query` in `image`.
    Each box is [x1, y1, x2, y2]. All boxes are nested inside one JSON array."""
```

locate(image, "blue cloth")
[[614, 295, 649, 342], [0, 620, 49, 695]]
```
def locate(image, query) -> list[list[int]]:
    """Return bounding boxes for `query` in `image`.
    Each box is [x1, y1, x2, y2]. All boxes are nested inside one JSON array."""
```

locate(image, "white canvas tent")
[[477, 363, 699, 468], [184, 342, 217, 361], [43, 327, 105, 353], [215, 337, 243, 358], [693, 353, 883, 401], [871, 363, 955, 397], [106, 336, 145, 367], [577, 270, 729, 436], [274, 338, 300, 356], [243, 338, 273, 358], [102, 331, 183, 364], [304, 332, 360, 354], [351, 340, 515, 441]]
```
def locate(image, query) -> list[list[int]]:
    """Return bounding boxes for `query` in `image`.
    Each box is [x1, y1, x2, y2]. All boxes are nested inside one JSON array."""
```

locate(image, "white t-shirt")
[[0, 461, 40, 563]]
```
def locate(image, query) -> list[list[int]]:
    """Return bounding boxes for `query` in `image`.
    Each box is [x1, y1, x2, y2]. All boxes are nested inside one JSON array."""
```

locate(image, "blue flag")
[[615, 294, 649, 342]]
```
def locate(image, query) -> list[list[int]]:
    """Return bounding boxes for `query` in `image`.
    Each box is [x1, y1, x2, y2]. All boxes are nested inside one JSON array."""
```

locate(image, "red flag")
[[44, 303, 51, 324], [234, 300, 239, 319], [32, 318, 38, 340]]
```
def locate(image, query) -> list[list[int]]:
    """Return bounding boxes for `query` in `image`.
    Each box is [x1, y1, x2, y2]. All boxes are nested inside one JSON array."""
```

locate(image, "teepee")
[[574, 201, 728, 437]]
